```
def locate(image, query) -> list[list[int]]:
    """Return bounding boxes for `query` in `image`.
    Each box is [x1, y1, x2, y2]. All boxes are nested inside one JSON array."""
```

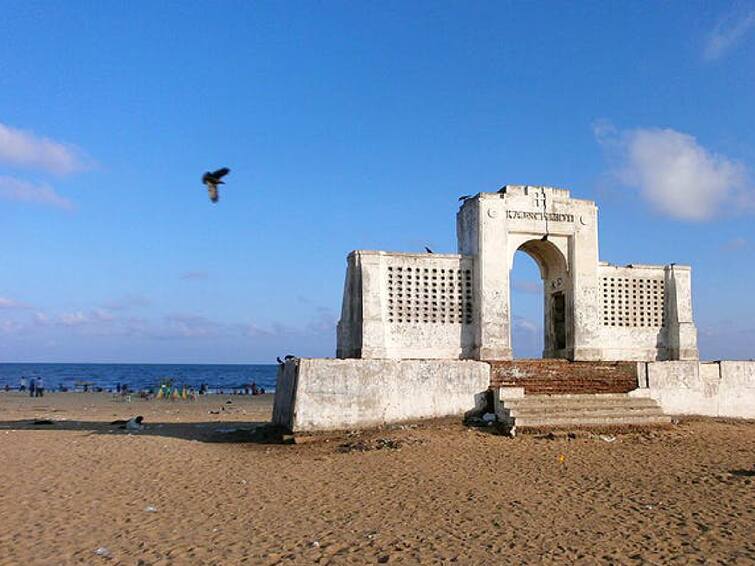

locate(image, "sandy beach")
[[0, 392, 752, 565]]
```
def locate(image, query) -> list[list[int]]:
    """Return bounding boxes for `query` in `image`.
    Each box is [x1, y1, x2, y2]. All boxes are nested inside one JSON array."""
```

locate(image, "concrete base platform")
[[272, 358, 490, 432]]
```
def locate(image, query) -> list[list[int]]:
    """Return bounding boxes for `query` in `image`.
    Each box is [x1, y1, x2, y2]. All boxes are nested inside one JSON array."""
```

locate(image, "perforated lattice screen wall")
[[386, 265, 473, 324], [601, 276, 665, 327]]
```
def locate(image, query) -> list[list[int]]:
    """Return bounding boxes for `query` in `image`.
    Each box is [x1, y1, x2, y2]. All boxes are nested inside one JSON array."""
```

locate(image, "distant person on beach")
[[35, 377, 44, 397], [251, 382, 259, 396], [29, 378, 36, 397], [19, 377, 27, 392]]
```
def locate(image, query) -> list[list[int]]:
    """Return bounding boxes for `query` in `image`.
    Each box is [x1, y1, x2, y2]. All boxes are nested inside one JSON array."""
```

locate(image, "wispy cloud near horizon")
[[703, 8, 755, 61], [0, 296, 30, 309], [594, 121, 753, 220], [0, 122, 93, 175], [0, 175, 74, 210]]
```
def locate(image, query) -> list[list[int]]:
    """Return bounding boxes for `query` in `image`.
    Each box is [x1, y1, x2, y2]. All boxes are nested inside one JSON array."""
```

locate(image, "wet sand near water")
[[0, 392, 753, 564]]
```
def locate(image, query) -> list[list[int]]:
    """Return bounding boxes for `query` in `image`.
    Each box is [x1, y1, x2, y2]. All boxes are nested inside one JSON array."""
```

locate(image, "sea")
[[0, 363, 279, 394]]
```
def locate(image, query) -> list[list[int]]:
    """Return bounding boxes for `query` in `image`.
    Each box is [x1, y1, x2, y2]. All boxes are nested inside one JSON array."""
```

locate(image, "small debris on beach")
[[144, 506, 157, 513], [599, 434, 617, 443], [337, 437, 402, 453], [94, 546, 111, 558]]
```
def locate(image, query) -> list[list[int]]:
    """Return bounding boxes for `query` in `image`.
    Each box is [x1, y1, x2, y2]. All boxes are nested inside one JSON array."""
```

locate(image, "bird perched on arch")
[[202, 167, 230, 203]]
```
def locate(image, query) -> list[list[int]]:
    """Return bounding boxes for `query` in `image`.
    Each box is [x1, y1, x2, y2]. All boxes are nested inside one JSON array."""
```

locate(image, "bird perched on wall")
[[202, 167, 231, 203], [425, 246, 433, 253]]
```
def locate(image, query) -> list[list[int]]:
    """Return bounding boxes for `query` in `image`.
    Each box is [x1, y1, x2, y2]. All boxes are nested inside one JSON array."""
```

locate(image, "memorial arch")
[[337, 185, 698, 362]]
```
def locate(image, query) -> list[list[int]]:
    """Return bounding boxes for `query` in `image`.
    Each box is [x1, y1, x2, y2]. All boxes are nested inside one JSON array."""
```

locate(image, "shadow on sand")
[[0, 419, 292, 444]]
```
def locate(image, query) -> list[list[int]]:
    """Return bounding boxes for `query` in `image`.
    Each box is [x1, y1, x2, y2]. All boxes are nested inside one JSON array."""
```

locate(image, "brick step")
[[496, 380, 636, 386], [503, 407, 664, 419], [502, 395, 660, 410], [516, 387, 635, 394], [494, 392, 669, 430], [502, 386, 636, 394], [500, 414, 672, 429]]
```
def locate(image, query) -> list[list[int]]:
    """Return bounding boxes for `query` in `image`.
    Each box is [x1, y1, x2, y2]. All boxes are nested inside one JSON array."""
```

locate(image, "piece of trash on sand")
[[311, 541, 320, 548], [94, 546, 111, 557], [126, 416, 144, 431], [599, 434, 616, 443], [144, 505, 157, 513]]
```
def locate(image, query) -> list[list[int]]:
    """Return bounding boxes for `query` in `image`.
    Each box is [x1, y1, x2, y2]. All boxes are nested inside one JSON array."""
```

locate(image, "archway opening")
[[510, 250, 544, 358], [508, 237, 570, 360]]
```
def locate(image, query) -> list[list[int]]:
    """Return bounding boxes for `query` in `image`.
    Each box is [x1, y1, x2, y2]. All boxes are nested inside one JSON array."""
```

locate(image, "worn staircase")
[[495, 392, 670, 430], [488, 360, 670, 430]]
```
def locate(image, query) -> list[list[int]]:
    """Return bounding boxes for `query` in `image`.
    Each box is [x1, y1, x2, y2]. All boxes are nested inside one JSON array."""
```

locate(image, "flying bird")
[[425, 246, 433, 254], [202, 167, 231, 203]]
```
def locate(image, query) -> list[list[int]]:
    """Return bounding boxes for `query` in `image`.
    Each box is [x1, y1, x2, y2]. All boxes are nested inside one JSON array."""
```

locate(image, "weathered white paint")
[[272, 358, 490, 431], [636, 360, 755, 418], [337, 186, 699, 362], [337, 251, 475, 359]]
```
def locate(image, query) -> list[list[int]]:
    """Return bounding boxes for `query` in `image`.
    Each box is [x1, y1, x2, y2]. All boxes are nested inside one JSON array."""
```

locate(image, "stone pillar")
[[665, 265, 699, 361], [457, 195, 512, 360], [336, 251, 389, 359], [357, 252, 389, 358], [569, 204, 603, 361]]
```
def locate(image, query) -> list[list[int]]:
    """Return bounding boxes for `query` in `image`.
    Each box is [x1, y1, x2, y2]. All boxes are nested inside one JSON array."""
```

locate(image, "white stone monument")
[[274, 186, 753, 432], [338, 186, 698, 362]]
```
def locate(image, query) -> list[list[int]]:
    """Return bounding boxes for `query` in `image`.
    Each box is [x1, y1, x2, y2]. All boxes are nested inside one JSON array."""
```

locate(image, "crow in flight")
[[202, 167, 231, 203]]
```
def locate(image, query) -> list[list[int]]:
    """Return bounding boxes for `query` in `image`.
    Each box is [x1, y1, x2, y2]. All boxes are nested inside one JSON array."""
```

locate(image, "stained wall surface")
[[634, 361, 755, 418], [272, 358, 491, 431]]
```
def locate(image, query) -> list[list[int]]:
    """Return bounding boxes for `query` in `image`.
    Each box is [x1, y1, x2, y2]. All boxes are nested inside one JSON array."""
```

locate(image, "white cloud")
[[721, 237, 748, 252], [594, 123, 753, 220], [0, 296, 29, 309], [59, 311, 89, 326], [102, 294, 151, 311], [0, 122, 91, 175], [512, 280, 540, 295], [512, 315, 538, 334], [0, 175, 74, 210], [703, 8, 755, 61]]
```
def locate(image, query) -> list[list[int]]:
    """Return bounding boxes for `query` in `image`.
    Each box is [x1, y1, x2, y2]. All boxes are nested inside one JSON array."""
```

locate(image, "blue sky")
[[1, 1, 754, 363]]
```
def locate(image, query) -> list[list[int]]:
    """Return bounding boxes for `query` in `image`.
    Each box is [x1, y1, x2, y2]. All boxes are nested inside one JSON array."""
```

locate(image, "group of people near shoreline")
[[2, 378, 268, 397], [18, 377, 45, 397]]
